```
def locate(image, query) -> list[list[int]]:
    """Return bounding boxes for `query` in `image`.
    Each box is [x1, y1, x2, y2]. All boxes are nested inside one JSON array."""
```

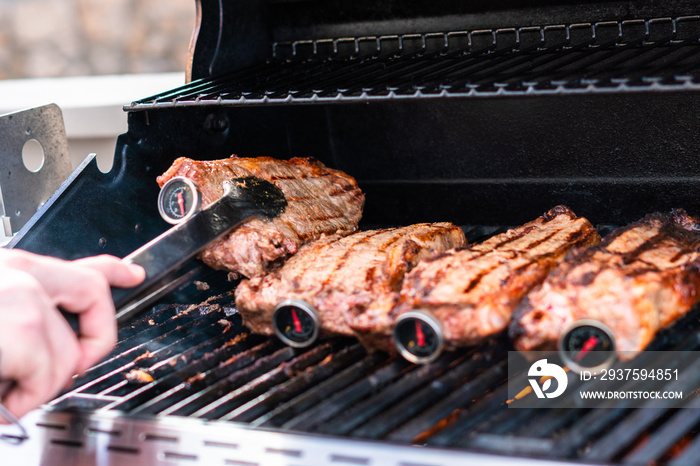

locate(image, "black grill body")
[[7, 1, 700, 464]]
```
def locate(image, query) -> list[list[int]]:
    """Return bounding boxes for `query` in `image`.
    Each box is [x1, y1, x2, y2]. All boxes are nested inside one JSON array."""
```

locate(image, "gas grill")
[[3, 0, 700, 464]]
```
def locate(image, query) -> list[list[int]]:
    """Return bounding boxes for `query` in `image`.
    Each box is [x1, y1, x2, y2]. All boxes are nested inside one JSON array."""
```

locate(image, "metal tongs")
[[60, 175, 287, 330], [0, 176, 286, 439]]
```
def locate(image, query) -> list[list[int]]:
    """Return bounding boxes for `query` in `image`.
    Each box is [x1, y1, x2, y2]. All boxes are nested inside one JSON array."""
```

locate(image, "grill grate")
[[129, 16, 700, 110], [49, 305, 700, 463], [48, 253, 700, 464]]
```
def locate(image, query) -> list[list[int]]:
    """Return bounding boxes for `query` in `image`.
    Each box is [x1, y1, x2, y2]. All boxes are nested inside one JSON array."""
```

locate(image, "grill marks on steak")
[[510, 209, 700, 357], [234, 223, 467, 351], [393, 206, 601, 349], [157, 156, 364, 278]]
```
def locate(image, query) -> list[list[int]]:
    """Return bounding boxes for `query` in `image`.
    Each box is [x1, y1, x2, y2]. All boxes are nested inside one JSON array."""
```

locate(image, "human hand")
[[0, 249, 145, 419]]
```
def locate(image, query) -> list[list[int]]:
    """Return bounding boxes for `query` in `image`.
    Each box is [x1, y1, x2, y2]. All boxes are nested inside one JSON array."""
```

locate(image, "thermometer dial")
[[393, 311, 444, 364], [272, 300, 320, 348], [158, 177, 201, 224], [559, 319, 616, 374]]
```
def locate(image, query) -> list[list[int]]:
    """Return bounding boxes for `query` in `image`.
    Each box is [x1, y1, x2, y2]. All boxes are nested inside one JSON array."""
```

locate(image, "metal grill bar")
[[622, 396, 700, 463], [280, 357, 413, 431], [514, 410, 584, 439], [185, 342, 341, 419], [425, 383, 510, 446], [318, 351, 457, 436], [52, 305, 254, 406], [433, 39, 571, 92], [550, 346, 700, 459], [133, 344, 295, 415], [77, 304, 225, 382], [222, 343, 366, 423], [528, 37, 648, 88], [0, 409, 584, 466], [352, 341, 506, 440], [631, 40, 700, 85], [671, 438, 700, 466], [467, 434, 555, 457], [252, 351, 388, 428], [583, 358, 700, 462], [388, 357, 508, 443]]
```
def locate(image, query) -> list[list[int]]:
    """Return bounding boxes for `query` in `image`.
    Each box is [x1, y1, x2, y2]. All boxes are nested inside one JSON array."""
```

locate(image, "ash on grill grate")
[[52, 303, 262, 410]]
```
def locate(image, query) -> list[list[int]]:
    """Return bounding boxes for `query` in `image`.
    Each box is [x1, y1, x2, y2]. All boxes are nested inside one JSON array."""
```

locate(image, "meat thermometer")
[[157, 177, 202, 224], [62, 176, 287, 331], [558, 319, 616, 374], [393, 310, 444, 364], [272, 299, 321, 348]]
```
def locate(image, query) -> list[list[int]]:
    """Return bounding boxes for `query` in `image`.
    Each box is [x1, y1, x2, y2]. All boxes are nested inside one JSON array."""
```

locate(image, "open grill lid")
[[187, 0, 700, 81]]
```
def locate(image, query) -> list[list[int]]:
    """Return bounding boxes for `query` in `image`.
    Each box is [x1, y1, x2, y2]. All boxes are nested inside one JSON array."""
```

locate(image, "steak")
[[157, 156, 364, 278], [392, 206, 600, 349], [510, 209, 700, 358], [234, 223, 467, 351]]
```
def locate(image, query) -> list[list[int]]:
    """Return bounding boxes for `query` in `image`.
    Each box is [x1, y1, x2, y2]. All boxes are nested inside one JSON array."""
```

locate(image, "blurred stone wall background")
[[0, 0, 195, 79]]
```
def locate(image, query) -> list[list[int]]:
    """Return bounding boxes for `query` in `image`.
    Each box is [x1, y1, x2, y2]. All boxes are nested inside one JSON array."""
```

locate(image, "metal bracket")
[[0, 104, 72, 235]]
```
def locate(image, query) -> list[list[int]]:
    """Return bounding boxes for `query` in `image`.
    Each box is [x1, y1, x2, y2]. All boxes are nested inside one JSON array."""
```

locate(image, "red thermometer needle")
[[416, 320, 425, 347], [575, 336, 599, 361], [177, 192, 185, 215], [291, 309, 303, 333]]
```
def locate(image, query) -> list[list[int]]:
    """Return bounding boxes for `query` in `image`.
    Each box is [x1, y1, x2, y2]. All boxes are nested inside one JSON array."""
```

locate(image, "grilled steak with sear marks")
[[157, 156, 364, 278], [392, 206, 600, 349], [235, 223, 467, 351], [510, 209, 700, 358]]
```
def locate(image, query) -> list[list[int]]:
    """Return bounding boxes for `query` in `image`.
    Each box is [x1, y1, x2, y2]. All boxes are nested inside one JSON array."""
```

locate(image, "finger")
[[4, 252, 144, 298], [74, 329, 117, 374], [3, 371, 50, 420], [42, 302, 82, 391], [70, 279, 118, 373], [0, 254, 115, 416], [0, 279, 56, 419], [74, 255, 145, 288], [18, 262, 118, 373], [7, 254, 123, 373], [5, 306, 81, 418], [0, 252, 138, 375], [68, 257, 144, 371], [64, 277, 117, 374], [0, 337, 52, 420]]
